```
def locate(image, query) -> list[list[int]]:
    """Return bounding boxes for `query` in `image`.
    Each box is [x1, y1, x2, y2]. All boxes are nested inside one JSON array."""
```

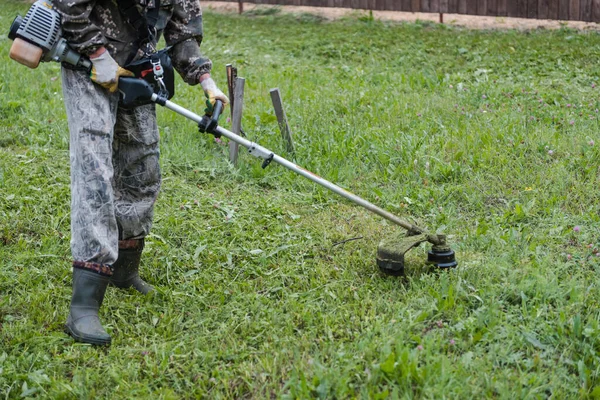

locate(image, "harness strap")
[[117, 0, 161, 62]]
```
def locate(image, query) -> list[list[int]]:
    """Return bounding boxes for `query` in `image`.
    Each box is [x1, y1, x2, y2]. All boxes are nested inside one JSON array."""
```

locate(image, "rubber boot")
[[110, 239, 154, 294], [65, 268, 112, 345]]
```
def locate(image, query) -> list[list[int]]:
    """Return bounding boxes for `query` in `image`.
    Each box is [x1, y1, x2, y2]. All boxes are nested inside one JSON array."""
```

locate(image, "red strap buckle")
[[140, 68, 153, 78]]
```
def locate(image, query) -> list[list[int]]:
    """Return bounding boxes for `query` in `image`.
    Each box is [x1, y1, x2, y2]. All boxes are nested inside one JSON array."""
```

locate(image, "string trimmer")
[[7, 0, 457, 276], [119, 78, 458, 275]]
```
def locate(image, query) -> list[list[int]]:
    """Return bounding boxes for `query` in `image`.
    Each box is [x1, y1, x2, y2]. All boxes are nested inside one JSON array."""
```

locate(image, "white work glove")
[[90, 49, 134, 93], [201, 77, 229, 115]]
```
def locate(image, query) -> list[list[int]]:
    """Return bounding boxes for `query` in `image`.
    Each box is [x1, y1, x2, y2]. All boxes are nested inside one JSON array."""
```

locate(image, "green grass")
[[2, 1, 600, 398]]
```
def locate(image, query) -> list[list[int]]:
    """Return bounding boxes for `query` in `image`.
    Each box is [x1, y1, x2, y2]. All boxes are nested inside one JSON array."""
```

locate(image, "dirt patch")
[[203, 1, 600, 31]]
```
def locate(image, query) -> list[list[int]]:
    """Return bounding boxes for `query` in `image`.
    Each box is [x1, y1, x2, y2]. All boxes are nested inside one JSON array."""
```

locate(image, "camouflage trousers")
[[62, 68, 161, 273]]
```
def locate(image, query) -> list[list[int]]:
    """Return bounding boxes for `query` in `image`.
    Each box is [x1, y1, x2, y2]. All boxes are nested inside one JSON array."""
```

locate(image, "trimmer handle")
[[198, 100, 224, 136], [118, 77, 155, 108], [212, 100, 224, 121]]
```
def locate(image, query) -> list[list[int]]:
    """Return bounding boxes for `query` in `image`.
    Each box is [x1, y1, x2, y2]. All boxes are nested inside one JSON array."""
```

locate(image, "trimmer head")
[[427, 248, 458, 269], [376, 232, 457, 276]]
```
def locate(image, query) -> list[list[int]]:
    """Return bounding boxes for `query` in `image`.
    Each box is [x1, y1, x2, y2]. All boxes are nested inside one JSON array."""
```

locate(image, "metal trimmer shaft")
[[151, 94, 442, 245]]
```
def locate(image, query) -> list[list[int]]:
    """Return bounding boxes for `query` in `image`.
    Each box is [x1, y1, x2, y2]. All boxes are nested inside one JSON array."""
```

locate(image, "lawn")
[[2, 1, 600, 398]]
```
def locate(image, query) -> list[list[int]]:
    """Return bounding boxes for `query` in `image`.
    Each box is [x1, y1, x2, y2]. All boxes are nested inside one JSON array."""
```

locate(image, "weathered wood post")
[[238, 0, 243, 14], [269, 88, 295, 154], [226, 64, 236, 116], [229, 78, 245, 166], [226, 65, 241, 165]]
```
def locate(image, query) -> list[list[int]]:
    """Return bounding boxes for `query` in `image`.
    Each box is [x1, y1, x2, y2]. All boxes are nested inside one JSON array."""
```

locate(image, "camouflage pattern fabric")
[[62, 68, 161, 269], [53, 0, 212, 85]]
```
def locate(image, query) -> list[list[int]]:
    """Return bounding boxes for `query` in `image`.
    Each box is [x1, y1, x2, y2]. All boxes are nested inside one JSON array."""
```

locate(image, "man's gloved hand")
[[201, 76, 229, 115], [90, 48, 134, 93]]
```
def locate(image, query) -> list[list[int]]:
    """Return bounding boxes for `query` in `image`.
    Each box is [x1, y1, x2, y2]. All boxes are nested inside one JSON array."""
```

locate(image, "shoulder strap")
[[117, 0, 161, 46], [145, 1, 160, 29]]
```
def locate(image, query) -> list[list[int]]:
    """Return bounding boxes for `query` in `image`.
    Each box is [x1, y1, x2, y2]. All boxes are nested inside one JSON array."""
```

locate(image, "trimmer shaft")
[[113, 78, 460, 277]]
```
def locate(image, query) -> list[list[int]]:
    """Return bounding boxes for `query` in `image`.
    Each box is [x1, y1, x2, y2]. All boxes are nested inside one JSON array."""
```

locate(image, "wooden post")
[[270, 88, 295, 154], [229, 78, 245, 166], [226, 65, 239, 165], [226, 64, 237, 120], [238, 0, 243, 14]]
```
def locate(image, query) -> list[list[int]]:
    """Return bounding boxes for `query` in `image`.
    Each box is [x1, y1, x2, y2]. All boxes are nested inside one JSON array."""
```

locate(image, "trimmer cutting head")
[[376, 232, 457, 276], [427, 248, 458, 269]]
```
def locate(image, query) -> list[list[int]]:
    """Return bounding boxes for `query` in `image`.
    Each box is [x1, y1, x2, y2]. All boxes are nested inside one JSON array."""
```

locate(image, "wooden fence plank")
[[558, 0, 569, 18], [521, 0, 529, 17], [477, 0, 487, 15], [430, 0, 440, 12], [487, 0, 497, 16], [516, 0, 528, 17], [497, 0, 508, 15], [570, 0, 580, 19], [466, 0, 477, 14], [508, 0, 517, 16], [390, 0, 404, 10], [548, 0, 559, 17], [580, 0, 592, 19], [401, 0, 412, 11], [421, 0, 430, 13], [412, 0, 421, 12], [538, 0, 549, 18], [594, 0, 600, 21], [447, 0, 458, 13], [458, 0, 467, 14], [440, 0, 449, 13], [528, 0, 538, 17]]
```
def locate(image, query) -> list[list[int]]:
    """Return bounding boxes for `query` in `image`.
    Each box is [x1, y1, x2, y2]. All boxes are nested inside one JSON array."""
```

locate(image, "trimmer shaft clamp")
[[248, 144, 275, 169]]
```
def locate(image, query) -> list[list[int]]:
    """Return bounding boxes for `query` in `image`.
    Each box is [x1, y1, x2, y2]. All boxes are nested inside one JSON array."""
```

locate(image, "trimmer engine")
[[8, 0, 91, 70]]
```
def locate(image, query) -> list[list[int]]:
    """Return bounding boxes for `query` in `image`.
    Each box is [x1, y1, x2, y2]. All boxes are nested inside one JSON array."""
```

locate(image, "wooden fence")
[[224, 0, 600, 22]]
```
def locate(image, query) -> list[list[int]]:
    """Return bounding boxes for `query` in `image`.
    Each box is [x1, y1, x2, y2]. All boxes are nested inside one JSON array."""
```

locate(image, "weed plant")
[[2, 1, 600, 398]]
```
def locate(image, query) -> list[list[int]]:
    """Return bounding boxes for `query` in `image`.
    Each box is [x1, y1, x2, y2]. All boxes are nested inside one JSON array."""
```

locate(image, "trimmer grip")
[[212, 100, 224, 120], [199, 100, 224, 135]]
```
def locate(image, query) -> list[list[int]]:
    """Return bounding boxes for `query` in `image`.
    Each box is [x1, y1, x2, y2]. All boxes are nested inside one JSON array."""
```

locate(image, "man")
[[53, 0, 228, 345]]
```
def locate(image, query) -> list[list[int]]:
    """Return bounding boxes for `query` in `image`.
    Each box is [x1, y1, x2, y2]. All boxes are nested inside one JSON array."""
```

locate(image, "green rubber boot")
[[110, 239, 154, 294], [65, 268, 111, 346]]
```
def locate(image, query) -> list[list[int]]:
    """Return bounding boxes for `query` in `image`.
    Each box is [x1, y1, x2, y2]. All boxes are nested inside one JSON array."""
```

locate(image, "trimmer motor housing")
[[8, 0, 91, 70]]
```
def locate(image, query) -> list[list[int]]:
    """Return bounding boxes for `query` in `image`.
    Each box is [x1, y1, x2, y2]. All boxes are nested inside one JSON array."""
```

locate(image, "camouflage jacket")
[[53, 0, 212, 85]]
